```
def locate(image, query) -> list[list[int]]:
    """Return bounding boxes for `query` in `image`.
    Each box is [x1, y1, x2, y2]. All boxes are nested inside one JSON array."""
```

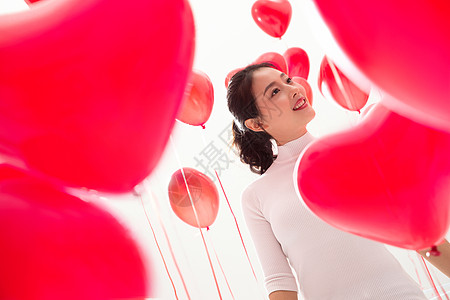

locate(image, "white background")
[[2, 0, 449, 299]]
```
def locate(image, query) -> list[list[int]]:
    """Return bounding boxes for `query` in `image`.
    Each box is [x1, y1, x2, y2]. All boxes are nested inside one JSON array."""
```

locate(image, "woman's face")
[[248, 67, 315, 145]]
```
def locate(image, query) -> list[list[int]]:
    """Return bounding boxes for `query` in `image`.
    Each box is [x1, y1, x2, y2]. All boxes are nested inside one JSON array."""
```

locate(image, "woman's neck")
[[273, 131, 315, 163], [276, 128, 308, 146]]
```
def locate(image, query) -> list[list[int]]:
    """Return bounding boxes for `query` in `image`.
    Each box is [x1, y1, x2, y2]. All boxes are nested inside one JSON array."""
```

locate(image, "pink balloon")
[[318, 56, 369, 112], [225, 68, 244, 88], [0, 165, 149, 299], [168, 168, 219, 228], [177, 70, 214, 128], [312, 0, 450, 131], [254, 52, 288, 74], [292, 77, 313, 106], [283, 47, 310, 79], [225, 67, 244, 88], [226, 52, 288, 88], [251, 0, 292, 38], [0, 0, 195, 193], [295, 104, 450, 250]]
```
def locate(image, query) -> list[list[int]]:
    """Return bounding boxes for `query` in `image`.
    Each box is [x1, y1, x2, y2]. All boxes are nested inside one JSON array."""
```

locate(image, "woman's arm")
[[241, 187, 299, 296], [417, 239, 450, 277], [269, 290, 298, 300]]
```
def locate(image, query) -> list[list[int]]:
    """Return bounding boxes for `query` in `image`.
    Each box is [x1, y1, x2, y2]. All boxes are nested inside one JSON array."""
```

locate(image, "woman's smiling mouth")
[[293, 97, 307, 111]]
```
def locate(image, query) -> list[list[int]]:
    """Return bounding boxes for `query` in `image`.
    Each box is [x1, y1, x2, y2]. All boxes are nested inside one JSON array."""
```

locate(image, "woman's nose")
[[291, 86, 300, 98]]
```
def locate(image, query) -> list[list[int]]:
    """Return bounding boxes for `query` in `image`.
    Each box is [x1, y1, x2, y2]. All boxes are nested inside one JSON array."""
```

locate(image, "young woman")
[[227, 62, 430, 300]]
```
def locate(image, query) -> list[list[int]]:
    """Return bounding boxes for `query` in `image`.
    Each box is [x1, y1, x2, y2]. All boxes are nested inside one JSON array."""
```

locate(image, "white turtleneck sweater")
[[241, 132, 426, 299]]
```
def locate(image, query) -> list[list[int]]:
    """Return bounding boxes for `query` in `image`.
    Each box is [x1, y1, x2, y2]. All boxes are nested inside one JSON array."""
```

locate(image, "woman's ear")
[[244, 118, 265, 132]]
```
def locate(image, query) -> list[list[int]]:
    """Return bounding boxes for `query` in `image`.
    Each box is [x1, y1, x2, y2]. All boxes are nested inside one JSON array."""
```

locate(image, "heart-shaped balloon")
[[0, 164, 149, 299], [318, 56, 369, 112], [225, 67, 244, 88], [254, 52, 288, 74], [226, 52, 287, 88], [283, 47, 310, 79], [292, 76, 313, 106], [312, 0, 450, 131], [0, 0, 195, 193], [251, 0, 292, 38], [295, 104, 450, 250]]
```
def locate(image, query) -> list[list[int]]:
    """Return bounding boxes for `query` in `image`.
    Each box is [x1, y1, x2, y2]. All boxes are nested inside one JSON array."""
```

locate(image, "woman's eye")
[[271, 88, 280, 97], [287, 77, 292, 83]]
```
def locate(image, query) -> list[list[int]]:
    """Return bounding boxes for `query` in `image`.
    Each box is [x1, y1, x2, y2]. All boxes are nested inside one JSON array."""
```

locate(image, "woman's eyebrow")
[[263, 73, 286, 96], [263, 82, 276, 96]]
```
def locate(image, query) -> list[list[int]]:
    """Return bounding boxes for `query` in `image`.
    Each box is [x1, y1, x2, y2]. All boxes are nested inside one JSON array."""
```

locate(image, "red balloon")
[[283, 47, 310, 79], [292, 77, 313, 106], [226, 52, 287, 88], [254, 52, 288, 74], [177, 70, 214, 128], [295, 104, 450, 250], [0, 164, 149, 299], [168, 168, 219, 228], [225, 67, 244, 88], [251, 0, 292, 38], [318, 56, 369, 112], [312, 0, 450, 131], [0, 0, 195, 193]]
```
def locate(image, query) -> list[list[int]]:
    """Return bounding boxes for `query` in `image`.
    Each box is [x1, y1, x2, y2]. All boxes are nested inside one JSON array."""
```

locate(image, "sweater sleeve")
[[241, 186, 298, 295]]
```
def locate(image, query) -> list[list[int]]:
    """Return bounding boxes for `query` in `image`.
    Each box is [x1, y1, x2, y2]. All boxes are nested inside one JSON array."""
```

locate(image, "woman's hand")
[[417, 239, 450, 278], [269, 290, 298, 300]]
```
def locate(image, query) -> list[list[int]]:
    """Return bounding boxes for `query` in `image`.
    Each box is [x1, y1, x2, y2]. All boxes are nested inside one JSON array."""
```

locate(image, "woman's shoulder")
[[240, 181, 262, 216], [241, 173, 272, 205], [241, 178, 259, 201], [243, 172, 271, 192]]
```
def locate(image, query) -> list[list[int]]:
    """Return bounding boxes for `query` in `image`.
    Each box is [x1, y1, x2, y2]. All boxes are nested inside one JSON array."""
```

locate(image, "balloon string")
[[408, 251, 423, 289], [143, 185, 192, 300], [200, 129, 265, 299], [205, 230, 236, 299], [199, 128, 209, 147], [374, 87, 383, 103], [419, 254, 443, 300], [280, 38, 289, 51], [170, 135, 223, 299], [326, 56, 355, 111], [138, 192, 179, 300], [179, 167, 223, 299], [429, 263, 450, 300], [214, 170, 258, 282]]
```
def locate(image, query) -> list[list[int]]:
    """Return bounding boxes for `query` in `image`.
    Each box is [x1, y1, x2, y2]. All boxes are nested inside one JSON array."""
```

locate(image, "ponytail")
[[227, 62, 278, 175], [231, 121, 275, 175]]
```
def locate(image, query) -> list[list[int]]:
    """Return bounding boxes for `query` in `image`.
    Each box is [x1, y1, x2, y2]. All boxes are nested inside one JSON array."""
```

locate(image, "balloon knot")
[[201, 124, 206, 129], [206, 226, 210, 231], [426, 245, 441, 257]]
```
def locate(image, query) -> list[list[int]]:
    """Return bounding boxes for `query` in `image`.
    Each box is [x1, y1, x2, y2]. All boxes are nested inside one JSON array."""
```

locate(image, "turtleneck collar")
[[274, 131, 315, 163]]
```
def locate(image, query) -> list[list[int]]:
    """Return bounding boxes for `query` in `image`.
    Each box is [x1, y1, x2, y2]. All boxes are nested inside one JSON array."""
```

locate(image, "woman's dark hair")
[[227, 62, 276, 175]]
